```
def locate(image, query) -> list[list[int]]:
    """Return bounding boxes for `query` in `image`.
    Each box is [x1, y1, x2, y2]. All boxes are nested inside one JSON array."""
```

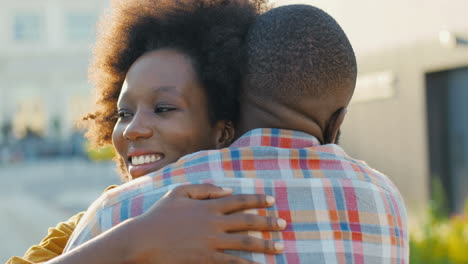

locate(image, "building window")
[[13, 13, 43, 42], [426, 66, 468, 214], [65, 12, 97, 41]]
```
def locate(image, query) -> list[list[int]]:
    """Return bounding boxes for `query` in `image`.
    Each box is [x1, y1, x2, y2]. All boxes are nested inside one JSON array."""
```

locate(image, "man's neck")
[[236, 94, 325, 143]]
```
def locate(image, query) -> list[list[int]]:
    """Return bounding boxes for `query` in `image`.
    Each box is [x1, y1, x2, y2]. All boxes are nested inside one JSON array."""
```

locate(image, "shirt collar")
[[230, 128, 321, 148]]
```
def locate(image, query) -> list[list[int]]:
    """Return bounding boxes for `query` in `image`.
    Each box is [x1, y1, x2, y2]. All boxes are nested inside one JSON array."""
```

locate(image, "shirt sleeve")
[[6, 212, 85, 264], [62, 192, 108, 252], [64, 178, 158, 252]]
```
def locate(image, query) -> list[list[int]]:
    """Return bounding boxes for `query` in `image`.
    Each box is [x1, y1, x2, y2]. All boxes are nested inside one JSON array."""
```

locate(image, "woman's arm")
[[7, 186, 119, 264], [6, 212, 85, 264], [44, 184, 285, 264]]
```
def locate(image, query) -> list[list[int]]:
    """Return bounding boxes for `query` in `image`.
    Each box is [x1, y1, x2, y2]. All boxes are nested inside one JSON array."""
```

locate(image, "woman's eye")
[[155, 106, 176, 113], [117, 111, 132, 119]]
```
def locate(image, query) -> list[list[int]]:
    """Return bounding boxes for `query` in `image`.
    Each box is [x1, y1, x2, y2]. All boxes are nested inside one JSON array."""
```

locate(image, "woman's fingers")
[[216, 233, 285, 254], [208, 194, 275, 214], [211, 252, 261, 264], [169, 184, 233, 200], [219, 213, 287, 232]]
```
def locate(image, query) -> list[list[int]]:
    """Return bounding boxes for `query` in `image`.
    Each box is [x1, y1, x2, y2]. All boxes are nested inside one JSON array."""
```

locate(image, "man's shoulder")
[[100, 148, 226, 206], [325, 144, 403, 198]]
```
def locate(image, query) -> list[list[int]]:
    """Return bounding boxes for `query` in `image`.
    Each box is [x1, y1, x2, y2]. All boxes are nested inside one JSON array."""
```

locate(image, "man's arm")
[[47, 184, 286, 264]]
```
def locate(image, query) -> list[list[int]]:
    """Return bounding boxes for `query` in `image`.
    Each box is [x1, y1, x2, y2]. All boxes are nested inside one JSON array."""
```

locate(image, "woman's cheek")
[[112, 124, 127, 157]]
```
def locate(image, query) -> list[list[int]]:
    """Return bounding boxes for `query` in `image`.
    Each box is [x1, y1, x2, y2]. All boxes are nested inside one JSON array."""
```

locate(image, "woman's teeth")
[[131, 154, 162, 166]]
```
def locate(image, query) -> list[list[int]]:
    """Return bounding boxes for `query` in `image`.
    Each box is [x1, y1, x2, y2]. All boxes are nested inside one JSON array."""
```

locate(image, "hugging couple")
[[9, 0, 408, 263]]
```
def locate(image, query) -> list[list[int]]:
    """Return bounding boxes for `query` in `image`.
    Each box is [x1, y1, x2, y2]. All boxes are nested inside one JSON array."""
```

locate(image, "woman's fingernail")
[[266, 196, 275, 204], [277, 218, 287, 228], [222, 187, 233, 193], [274, 242, 285, 251]]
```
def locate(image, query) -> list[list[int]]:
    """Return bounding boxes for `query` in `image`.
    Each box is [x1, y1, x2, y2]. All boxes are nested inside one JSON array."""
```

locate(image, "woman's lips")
[[130, 154, 163, 166], [127, 153, 165, 179]]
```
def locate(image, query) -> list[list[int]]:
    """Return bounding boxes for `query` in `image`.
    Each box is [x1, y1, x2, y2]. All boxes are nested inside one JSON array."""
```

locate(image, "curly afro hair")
[[83, 0, 265, 177]]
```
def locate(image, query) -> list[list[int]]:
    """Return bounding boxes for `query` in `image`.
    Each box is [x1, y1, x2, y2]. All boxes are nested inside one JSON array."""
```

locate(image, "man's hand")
[[125, 183, 286, 264]]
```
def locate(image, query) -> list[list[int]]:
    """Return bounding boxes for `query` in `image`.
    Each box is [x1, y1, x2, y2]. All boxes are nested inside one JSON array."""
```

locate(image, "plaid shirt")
[[65, 128, 408, 263]]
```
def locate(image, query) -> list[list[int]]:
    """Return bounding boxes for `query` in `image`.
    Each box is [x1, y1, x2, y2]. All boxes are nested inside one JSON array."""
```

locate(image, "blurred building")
[[276, 0, 468, 215], [344, 40, 468, 216], [1, 0, 467, 216], [0, 0, 108, 143]]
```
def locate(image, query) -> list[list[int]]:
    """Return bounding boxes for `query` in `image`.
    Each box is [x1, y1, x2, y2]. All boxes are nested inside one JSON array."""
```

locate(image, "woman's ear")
[[215, 120, 235, 148], [324, 107, 347, 144]]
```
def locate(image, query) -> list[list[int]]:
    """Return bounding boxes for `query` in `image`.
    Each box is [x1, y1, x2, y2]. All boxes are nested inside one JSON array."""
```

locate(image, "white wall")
[[274, 0, 468, 56]]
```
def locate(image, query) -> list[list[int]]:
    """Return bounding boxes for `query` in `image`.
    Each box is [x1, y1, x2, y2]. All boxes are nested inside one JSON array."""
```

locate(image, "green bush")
[[410, 200, 468, 264], [85, 143, 115, 161]]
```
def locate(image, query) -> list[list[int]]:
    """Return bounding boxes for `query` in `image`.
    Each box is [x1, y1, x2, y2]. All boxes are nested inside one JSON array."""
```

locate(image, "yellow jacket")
[[7, 212, 84, 264], [7, 186, 117, 264]]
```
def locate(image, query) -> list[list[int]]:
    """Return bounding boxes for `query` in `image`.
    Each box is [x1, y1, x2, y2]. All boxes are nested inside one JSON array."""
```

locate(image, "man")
[[66, 5, 408, 263]]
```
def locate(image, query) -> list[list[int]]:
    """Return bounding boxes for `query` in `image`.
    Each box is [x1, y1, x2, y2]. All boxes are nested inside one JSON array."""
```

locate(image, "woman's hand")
[[46, 184, 285, 264], [125, 183, 286, 264]]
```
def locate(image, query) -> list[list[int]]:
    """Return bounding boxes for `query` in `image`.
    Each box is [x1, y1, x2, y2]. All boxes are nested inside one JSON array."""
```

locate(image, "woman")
[[7, 0, 284, 263]]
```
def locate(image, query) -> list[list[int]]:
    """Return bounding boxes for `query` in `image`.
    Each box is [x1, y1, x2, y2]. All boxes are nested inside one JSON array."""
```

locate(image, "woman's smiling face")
[[112, 49, 229, 179]]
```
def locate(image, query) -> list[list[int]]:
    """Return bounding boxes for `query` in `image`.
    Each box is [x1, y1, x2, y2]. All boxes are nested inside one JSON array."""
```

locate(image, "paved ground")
[[0, 159, 120, 263]]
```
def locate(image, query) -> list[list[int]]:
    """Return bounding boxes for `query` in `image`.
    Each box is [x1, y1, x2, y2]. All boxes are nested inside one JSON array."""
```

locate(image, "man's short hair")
[[244, 5, 357, 102]]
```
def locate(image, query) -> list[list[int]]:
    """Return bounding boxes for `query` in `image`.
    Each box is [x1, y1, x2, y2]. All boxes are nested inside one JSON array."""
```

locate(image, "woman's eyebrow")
[[152, 86, 180, 96], [118, 85, 181, 105]]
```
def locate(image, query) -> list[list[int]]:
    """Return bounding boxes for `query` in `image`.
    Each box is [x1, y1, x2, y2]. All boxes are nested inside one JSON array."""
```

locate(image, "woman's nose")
[[123, 111, 153, 141]]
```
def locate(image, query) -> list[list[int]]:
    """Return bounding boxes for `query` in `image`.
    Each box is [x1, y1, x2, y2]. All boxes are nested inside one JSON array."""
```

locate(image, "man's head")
[[238, 4, 357, 144]]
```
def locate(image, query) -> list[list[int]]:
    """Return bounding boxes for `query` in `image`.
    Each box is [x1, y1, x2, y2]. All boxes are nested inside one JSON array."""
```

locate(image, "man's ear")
[[214, 120, 235, 148], [324, 108, 347, 144]]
